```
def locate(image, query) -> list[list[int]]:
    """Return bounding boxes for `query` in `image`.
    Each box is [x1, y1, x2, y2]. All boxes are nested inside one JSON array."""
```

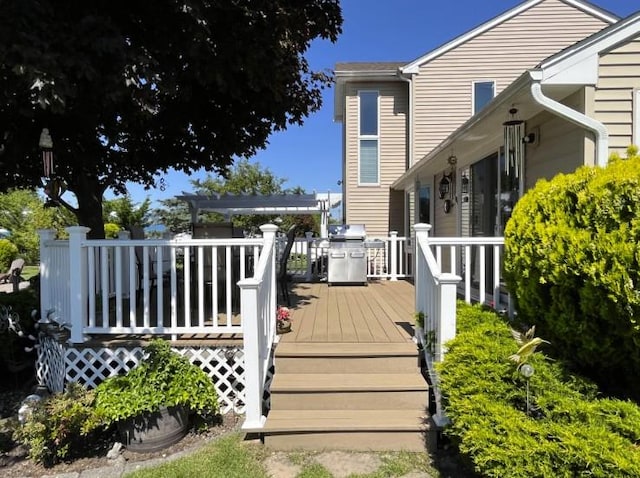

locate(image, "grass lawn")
[[21, 265, 39, 281], [125, 433, 440, 478], [127, 434, 268, 478]]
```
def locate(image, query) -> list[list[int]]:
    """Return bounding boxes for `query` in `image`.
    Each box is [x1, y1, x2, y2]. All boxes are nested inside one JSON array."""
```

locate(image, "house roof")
[[392, 8, 640, 190], [333, 0, 619, 121], [333, 62, 407, 122], [400, 0, 619, 74]]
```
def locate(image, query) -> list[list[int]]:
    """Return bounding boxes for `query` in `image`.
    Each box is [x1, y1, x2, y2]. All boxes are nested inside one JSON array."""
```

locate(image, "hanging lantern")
[[438, 174, 451, 199], [461, 174, 469, 194], [39, 128, 54, 179], [503, 108, 524, 178]]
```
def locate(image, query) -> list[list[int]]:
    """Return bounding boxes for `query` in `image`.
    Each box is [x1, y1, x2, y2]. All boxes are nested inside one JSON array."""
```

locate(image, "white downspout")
[[529, 78, 609, 167], [397, 70, 413, 168], [397, 70, 414, 237]]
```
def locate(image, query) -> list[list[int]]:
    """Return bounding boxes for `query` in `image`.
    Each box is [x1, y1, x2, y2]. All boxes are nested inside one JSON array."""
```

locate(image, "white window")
[[473, 81, 495, 115], [358, 91, 379, 185]]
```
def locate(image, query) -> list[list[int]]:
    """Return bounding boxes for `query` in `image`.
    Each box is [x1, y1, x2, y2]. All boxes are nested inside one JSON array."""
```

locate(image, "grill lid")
[[328, 224, 366, 241]]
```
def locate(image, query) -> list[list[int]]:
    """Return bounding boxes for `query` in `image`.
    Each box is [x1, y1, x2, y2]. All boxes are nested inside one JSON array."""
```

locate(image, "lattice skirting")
[[36, 335, 66, 393], [35, 343, 273, 416]]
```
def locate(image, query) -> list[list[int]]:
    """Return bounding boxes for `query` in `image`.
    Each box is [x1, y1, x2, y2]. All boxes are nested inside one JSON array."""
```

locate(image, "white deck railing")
[[413, 223, 505, 426], [281, 231, 411, 282], [39, 227, 265, 342], [238, 224, 278, 430]]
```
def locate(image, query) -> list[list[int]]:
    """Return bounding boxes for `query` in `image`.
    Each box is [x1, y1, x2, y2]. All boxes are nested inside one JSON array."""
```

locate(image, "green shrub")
[[104, 222, 121, 239], [0, 239, 19, 269], [13, 382, 103, 466], [504, 149, 640, 399], [94, 339, 219, 426], [438, 303, 640, 477]]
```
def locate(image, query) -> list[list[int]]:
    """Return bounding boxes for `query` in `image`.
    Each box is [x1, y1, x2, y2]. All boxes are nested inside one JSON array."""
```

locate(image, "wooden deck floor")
[[281, 280, 416, 344]]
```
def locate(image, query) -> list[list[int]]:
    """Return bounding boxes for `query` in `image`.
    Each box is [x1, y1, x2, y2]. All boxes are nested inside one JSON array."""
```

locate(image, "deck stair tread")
[[271, 373, 426, 392], [264, 409, 429, 433], [275, 342, 417, 357]]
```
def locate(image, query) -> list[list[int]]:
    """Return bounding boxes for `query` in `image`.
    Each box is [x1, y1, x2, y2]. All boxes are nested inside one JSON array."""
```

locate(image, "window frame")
[[472, 80, 496, 116], [357, 90, 380, 186]]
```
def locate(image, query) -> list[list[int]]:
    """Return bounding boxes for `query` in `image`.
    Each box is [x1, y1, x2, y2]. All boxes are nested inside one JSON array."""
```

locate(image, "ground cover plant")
[[504, 147, 640, 399], [438, 303, 640, 477]]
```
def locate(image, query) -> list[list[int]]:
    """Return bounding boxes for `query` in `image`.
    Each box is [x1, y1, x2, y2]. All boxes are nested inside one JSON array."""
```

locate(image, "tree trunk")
[[72, 174, 106, 239]]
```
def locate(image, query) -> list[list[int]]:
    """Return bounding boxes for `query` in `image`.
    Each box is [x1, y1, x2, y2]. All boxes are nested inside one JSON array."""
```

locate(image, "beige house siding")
[[411, 0, 609, 164], [344, 82, 408, 238], [525, 89, 588, 189], [595, 36, 640, 153]]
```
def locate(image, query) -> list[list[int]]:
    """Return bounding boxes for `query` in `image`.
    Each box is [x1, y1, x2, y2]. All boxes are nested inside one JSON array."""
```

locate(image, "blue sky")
[[123, 0, 638, 207]]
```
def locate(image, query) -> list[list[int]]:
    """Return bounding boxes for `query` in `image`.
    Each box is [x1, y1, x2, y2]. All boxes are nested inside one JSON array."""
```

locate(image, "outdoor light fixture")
[[461, 174, 469, 194], [438, 174, 451, 200], [503, 107, 524, 178]]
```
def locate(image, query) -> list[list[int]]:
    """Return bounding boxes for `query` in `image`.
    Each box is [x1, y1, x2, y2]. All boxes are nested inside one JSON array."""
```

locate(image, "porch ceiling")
[[392, 74, 581, 188]]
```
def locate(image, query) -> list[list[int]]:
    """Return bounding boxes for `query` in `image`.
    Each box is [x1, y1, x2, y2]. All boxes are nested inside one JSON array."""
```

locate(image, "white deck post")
[[240, 224, 278, 430], [435, 273, 460, 363], [389, 231, 398, 281], [413, 224, 431, 321], [239, 277, 264, 429], [37, 229, 56, 322], [67, 226, 90, 344]]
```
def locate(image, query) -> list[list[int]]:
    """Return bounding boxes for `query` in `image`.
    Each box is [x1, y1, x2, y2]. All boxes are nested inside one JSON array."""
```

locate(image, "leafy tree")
[[0, 189, 76, 262], [152, 197, 192, 235], [0, 1, 343, 239], [154, 159, 319, 235], [103, 195, 152, 229]]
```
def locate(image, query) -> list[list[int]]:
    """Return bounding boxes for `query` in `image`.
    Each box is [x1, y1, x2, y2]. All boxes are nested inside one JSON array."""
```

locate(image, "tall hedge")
[[503, 149, 640, 399]]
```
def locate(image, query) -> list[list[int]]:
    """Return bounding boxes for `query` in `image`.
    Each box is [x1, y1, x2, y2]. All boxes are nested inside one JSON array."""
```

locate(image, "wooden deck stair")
[[262, 342, 434, 451]]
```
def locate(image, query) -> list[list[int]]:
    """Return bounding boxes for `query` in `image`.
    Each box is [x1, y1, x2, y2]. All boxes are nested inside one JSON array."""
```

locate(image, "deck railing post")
[[413, 224, 432, 327], [67, 226, 90, 344], [240, 224, 278, 430], [389, 231, 398, 281], [435, 273, 460, 363], [37, 229, 57, 323], [239, 277, 265, 429]]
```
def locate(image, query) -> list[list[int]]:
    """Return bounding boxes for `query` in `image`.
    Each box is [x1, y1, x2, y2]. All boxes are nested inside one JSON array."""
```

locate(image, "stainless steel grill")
[[327, 224, 367, 285]]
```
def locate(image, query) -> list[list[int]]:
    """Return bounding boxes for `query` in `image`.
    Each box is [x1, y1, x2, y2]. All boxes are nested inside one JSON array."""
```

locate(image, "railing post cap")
[[260, 224, 279, 234], [37, 229, 57, 238], [66, 226, 91, 235], [390, 230, 398, 236], [439, 272, 462, 284], [413, 223, 432, 233]]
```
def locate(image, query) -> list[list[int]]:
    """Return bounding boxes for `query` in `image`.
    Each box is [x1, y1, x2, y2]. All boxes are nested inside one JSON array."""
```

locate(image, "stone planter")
[[118, 405, 188, 453]]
